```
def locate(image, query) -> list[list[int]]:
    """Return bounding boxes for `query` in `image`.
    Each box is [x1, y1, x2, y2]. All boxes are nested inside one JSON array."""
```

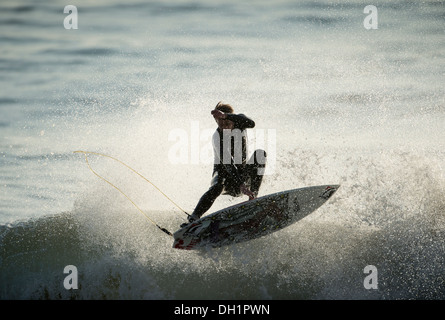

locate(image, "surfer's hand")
[[240, 183, 255, 200], [211, 109, 226, 119]]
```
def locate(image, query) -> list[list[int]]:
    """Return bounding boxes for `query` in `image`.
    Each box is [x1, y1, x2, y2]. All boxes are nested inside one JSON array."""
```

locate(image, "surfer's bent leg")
[[246, 149, 267, 194], [191, 170, 224, 220]]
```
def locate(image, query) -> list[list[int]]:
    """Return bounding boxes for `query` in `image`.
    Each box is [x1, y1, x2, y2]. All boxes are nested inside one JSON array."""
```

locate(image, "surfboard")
[[173, 185, 339, 250]]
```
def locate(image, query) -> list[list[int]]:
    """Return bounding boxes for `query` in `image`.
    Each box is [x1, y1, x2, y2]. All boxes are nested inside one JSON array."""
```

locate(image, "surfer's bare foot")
[[249, 191, 258, 201], [240, 183, 255, 200]]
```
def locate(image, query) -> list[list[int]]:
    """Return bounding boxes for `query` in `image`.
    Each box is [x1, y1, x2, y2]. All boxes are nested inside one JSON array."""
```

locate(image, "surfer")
[[182, 102, 266, 227]]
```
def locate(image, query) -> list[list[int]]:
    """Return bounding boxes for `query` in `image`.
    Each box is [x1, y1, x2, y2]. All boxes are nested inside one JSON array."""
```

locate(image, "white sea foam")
[[0, 0, 444, 299]]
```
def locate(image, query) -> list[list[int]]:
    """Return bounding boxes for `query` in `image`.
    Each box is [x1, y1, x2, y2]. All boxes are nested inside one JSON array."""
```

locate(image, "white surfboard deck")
[[173, 185, 340, 250]]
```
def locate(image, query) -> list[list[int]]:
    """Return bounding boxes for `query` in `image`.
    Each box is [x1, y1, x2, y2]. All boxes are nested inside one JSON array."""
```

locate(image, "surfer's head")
[[215, 101, 234, 114], [214, 101, 234, 130]]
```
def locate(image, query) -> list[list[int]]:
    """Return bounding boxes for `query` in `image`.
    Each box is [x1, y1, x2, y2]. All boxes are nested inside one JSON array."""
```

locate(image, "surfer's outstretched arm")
[[212, 109, 255, 129], [225, 113, 255, 129]]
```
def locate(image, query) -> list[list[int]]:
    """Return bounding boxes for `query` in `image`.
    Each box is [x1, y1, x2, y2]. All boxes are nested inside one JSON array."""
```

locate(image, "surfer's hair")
[[215, 101, 234, 114]]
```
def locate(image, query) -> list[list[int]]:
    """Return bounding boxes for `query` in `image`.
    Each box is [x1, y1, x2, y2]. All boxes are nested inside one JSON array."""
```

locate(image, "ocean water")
[[1, 0, 444, 300]]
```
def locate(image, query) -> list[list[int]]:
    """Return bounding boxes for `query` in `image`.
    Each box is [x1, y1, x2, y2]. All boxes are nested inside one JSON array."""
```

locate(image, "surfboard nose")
[[320, 185, 340, 199]]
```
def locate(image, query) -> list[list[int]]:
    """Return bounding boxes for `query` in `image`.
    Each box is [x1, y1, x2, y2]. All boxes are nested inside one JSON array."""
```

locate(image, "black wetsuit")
[[191, 113, 267, 219]]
